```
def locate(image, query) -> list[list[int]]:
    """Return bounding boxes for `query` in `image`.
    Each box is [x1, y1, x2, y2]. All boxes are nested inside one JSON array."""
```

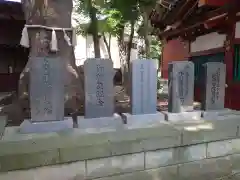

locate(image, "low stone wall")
[[1, 117, 240, 179]]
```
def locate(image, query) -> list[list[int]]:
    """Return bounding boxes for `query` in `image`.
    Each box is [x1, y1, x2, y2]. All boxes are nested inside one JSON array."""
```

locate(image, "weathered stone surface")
[[168, 61, 194, 113], [141, 136, 181, 151], [0, 116, 6, 139], [178, 157, 232, 180], [145, 148, 178, 169], [0, 161, 85, 180], [84, 58, 114, 118], [122, 112, 165, 129], [20, 117, 73, 134], [77, 113, 124, 133], [86, 153, 144, 179], [178, 144, 206, 163], [95, 165, 178, 180], [108, 123, 179, 143], [202, 62, 226, 111], [59, 143, 112, 163], [177, 119, 238, 145], [207, 139, 240, 158], [230, 154, 240, 173], [163, 110, 202, 121], [30, 57, 65, 122], [130, 59, 157, 115], [0, 150, 59, 172], [110, 140, 143, 156]]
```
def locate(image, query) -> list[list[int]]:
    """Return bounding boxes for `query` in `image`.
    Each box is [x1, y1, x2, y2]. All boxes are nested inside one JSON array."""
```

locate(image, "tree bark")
[[142, 10, 151, 58], [126, 19, 135, 70], [6, 0, 85, 123], [88, 0, 101, 58], [102, 33, 112, 60]]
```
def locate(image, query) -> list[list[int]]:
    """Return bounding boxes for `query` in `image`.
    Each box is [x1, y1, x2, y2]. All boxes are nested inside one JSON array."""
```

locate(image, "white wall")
[[74, 35, 138, 69], [190, 32, 226, 53], [235, 21, 240, 38]]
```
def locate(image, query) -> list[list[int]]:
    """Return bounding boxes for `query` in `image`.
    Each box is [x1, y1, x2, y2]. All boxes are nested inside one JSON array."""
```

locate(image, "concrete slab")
[[0, 116, 7, 139], [77, 113, 124, 133], [122, 112, 165, 129], [202, 108, 240, 120], [163, 110, 202, 122], [19, 117, 73, 134]]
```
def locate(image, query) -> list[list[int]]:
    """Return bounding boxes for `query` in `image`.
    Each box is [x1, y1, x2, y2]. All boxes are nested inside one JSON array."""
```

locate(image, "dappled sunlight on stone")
[[184, 123, 214, 132]]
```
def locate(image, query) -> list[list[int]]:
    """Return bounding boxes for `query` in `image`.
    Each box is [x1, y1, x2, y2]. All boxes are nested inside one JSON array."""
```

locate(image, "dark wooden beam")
[[158, 1, 240, 39], [199, 0, 235, 7]]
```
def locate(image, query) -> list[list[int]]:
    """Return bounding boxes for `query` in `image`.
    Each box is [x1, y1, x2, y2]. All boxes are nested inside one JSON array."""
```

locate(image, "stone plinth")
[[163, 111, 202, 122], [202, 108, 240, 120], [20, 117, 73, 133], [122, 112, 165, 129], [77, 113, 123, 133]]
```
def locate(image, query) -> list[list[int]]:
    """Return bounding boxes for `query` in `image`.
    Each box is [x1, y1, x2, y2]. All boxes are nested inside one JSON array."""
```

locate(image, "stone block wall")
[[1, 118, 240, 179]]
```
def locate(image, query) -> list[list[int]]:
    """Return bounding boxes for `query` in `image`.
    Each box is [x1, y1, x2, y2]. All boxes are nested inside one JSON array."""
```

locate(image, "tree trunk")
[[126, 19, 135, 70], [4, 0, 85, 124], [123, 19, 135, 95], [102, 33, 112, 60], [117, 24, 126, 86], [88, 0, 101, 58], [142, 11, 150, 58]]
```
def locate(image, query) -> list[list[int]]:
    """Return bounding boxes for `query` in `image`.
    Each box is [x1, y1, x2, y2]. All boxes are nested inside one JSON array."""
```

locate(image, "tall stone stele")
[[19, 0, 83, 133], [164, 61, 201, 121], [122, 59, 165, 129], [18, 0, 84, 120]]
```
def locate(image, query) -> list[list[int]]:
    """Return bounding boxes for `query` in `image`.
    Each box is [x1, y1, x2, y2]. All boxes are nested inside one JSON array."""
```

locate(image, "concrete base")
[[77, 113, 124, 133], [122, 112, 165, 129], [0, 116, 7, 138], [202, 108, 240, 120], [19, 117, 73, 134], [163, 111, 202, 122]]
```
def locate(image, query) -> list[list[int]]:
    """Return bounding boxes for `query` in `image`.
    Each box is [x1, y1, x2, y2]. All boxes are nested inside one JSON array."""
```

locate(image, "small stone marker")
[[30, 57, 65, 121], [202, 62, 226, 111], [131, 59, 157, 115], [168, 61, 194, 113], [78, 58, 122, 132], [165, 61, 201, 121], [123, 59, 164, 129], [20, 57, 73, 133], [84, 58, 114, 118]]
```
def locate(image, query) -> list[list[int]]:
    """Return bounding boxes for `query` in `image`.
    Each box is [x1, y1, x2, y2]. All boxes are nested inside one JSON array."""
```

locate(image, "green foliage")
[[74, 0, 161, 59], [150, 37, 161, 60]]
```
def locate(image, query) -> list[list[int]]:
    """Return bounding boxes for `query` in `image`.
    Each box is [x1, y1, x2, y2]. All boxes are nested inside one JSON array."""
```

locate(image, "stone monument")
[[122, 59, 165, 129], [163, 61, 201, 121], [20, 57, 73, 133], [77, 58, 123, 132], [201, 62, 240, 119]]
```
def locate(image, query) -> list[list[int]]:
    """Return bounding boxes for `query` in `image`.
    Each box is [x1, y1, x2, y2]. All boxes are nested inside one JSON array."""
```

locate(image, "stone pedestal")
[[163, 111, 202, 122], [77, 113, 123, 133], [0, 116, 7, 138], [20, 117, 73, 133], [202, 108, 240, 120], [122, 112, 165, 129]]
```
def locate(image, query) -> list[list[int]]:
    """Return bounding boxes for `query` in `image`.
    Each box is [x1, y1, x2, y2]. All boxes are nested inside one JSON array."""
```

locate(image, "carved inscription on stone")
[[168, 61, 194, 113], [30, 57, 64, 122], [96, 64, 104, 107], [84, 59, 114, 118], [211, 68, 220, 105], [131, 60, 157, 115], [202, 62, 225, 111]]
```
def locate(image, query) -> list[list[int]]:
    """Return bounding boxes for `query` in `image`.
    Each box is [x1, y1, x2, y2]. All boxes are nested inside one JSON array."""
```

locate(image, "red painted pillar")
[[224, 15, 235, 108]]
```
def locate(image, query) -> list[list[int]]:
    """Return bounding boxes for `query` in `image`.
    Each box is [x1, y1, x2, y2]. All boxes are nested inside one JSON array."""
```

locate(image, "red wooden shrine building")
[[150, 0, 240, 110]]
